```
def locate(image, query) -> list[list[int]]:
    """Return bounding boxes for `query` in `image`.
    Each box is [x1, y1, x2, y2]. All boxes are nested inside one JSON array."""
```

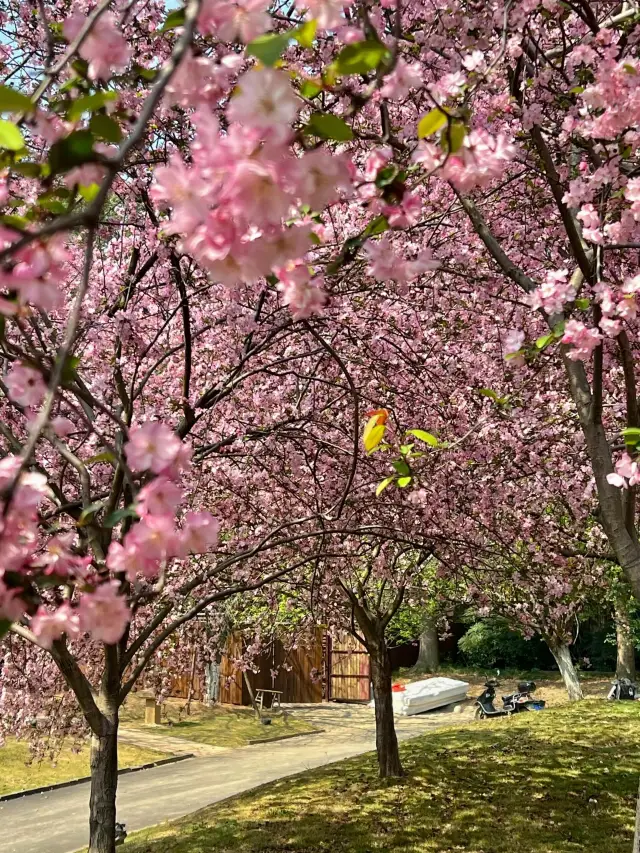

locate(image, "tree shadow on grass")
[[127, 702, 640, 853]]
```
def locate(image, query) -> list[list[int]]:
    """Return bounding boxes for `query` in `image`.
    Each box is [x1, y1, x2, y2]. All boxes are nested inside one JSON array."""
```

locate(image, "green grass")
[[124, 701, 640, 853], [0, 739, 166, 797], [120, 696, 318, 748]]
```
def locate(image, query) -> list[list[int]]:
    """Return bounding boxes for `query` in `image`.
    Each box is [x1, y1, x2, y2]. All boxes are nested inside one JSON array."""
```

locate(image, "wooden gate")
[[219, 629, 324, 705], [326, 632, 370, 702]]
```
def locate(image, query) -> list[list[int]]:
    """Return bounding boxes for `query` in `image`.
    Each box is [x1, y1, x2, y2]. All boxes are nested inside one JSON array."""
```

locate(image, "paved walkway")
[[0, 702, 475, 853], [119, 726, 226, 757]]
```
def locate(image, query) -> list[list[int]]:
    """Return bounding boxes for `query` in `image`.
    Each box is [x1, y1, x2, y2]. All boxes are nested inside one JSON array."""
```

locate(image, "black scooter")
[[607, 677, 638, 700], [475, 678, 546, 719], [501, 680, 546, 713], [474, 679, 511, 719]]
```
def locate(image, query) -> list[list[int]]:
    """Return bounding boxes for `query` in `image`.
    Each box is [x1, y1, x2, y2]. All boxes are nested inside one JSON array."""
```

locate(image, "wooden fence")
[[219, 628, 324, 705], [169, 629, 372, 706], [326, 632, 370, 702]]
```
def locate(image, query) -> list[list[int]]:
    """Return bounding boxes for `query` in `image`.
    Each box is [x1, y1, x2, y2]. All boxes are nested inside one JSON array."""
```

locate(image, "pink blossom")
[[295, 149, 352, 210], [227, 68, 299, 140], [364, 147, 392, 182], [380, 60, 423, 100], [608, 453, 640, 489], [179, 512, 220, 555], [31, 604, 81, 650], [297, 0, 353, 29], [385, 191, 422, 228], [462, 50, 486, 73], [529, 269, 574, 315], [6, 363, 46, 408], [124, 422, 184, 475], [277, 264, 327, 319], [77, 581, 131, 645], [63, 11, 130, 80], [561, 319, 602, 361], [136, 477, 183, 518], [503, 330, 526, 366], [151, 154, 213, 235], [51, 416, 75, 437], [198, 0, 271, 42], [0, 579, 26, 623]]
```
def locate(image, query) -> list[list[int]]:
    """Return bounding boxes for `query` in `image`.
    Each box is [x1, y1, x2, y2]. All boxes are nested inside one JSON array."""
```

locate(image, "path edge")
[[0, 752, 193, 803], [247, 728, 325, 745]]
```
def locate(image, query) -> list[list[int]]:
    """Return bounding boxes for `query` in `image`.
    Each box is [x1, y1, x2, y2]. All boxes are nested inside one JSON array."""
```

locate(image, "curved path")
[[0, 703, 473, 853]]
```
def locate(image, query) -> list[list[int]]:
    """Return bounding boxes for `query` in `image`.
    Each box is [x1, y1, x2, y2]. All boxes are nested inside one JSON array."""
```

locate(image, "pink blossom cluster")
[[0, 457, 52, 623], [561, 319, 602, 361], [295, 0, 353, 30], [198, 0, 271, 43], [153, 68, 351, 315], [413, 129, 516, 191], [607, 453, 640, 489], [364, 235, 440, 292], [107, 421, 219, 581], [529, 269, 574, 315], [63, 10, 130, 81], [0, 231, 68, 315], [166, 50, 243, 109]]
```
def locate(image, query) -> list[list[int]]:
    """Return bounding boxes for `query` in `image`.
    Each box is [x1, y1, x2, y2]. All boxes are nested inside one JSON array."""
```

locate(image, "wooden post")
[[144, 697, 161, 725]]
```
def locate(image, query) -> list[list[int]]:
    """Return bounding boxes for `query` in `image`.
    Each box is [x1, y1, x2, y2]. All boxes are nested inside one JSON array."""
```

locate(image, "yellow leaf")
[[363, 415, 386, 453], [417, 108, 448, 139]]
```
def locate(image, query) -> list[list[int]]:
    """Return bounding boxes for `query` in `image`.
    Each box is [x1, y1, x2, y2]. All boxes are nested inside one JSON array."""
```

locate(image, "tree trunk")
[[88, 710, 119, 853], [614, 591, 636, 681], [549, 641, 583, 701], [370, 643, 404, 778], [416, 617, 439, 672]]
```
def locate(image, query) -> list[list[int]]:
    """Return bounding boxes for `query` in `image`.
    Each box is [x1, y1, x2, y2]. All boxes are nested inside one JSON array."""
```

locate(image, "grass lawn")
[[124, 701, 640, 853], [120, 696, 318, 748], [0, 739, 167, 797]]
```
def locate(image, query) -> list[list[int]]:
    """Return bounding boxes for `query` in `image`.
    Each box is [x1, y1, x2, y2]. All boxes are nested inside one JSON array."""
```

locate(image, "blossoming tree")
[[3, 0, 640, 848]]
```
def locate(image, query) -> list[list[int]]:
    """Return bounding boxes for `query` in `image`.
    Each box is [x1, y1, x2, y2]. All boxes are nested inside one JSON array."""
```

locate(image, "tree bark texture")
[[615, 591, 636, 681], [88, 711, 118, 853], [549, 642, 583, 701], [416, 617, 439, 672], [370, 643, 404, 778]]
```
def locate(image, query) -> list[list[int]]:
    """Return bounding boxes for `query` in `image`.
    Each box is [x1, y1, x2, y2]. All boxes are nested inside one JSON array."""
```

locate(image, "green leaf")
[[392, 459, 410, 476], [86, 450, 116, 465], [48, 130, 94, 175], [622, 427, 640, 446], [335, 41, 389, 76], [37, 194, 67, 214], [300, 78, 323, 99], [0, 620, 11, 641], [375, 475, 395, 497], [292, 19, 317, 48], [536, 333, 553, 350], [89, 113, 122, 143], [0, 120, 25, 151], [441, 121, 466, 153], [67, 91, 118, 122], [397, 476, 412, 488], [0, 84, 33, 114], [78, 182, 100, 201], [405, 429, 438, 446], [417, 108, 449, 139], [478, 388, 509, 406], [161, 7, 186, 31], [375, 164, 400, 189], [246, 32, 291, 66], [399, 444, 414, 455], [78, 501, 104, 527], [305, 112, 353, 141], [361, 214, 388, 238], [61, 354, 81, 383], [575, 297, 590, 310], [104, 506, 138, 528], [12, 161, 43, 177]]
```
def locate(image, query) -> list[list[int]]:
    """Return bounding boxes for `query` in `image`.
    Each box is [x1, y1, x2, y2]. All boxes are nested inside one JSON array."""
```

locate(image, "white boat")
[[371, 676, 469, 717]]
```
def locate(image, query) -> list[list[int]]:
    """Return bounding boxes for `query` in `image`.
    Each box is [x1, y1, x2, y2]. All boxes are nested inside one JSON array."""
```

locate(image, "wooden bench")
[[255, 689, 283, 711]]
